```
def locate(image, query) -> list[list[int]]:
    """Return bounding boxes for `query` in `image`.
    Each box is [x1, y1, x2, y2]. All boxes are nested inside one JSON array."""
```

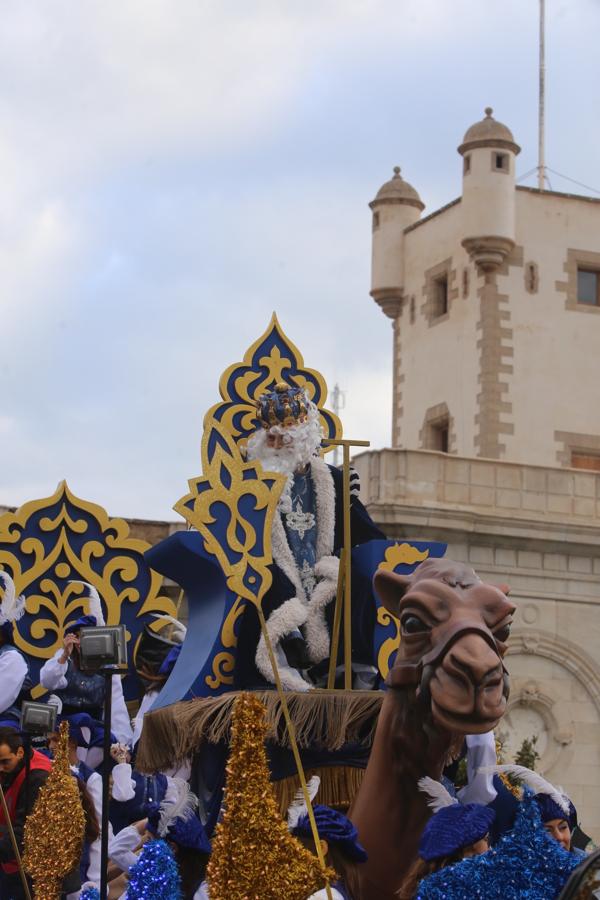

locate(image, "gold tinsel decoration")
[[23, 720, 85, 900], [206, 693, 336, 900]]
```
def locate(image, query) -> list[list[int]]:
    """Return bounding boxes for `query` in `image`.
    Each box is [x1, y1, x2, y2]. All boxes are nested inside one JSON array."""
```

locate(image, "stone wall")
[[353, 447, 600, 841]]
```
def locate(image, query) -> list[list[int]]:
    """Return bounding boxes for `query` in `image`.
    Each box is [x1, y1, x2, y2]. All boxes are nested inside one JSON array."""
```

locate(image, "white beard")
[[246, 406, 323, 513]]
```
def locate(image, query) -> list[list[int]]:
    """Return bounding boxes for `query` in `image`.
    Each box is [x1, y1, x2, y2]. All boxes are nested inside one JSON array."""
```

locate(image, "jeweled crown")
[[256, 382, 309, 429]]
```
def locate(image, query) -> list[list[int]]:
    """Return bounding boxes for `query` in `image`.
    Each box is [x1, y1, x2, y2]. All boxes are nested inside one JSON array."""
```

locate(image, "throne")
[[137, 314, 446, 817]]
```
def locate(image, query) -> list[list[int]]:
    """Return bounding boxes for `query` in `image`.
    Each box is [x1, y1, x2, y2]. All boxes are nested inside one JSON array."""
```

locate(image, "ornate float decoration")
[[0, 481, 176, 699]]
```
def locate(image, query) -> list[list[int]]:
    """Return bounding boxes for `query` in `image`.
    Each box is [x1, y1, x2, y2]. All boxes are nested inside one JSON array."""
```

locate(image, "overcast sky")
[[1, 0, 599, 520]]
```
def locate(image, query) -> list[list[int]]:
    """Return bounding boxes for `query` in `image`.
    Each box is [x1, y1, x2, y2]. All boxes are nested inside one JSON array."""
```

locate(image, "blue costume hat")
[[535, 793, 577, 829], [147, 805, 211, 854], [158, 643, 182, 677], [146, 779, 210, 854], [64, 614, 97, 634], [256, 382, 310, 429], [293, 805, 368, 863], [418, 802, 495, 861], [58, 712, 106, 748], [414, 790, 580, 900]]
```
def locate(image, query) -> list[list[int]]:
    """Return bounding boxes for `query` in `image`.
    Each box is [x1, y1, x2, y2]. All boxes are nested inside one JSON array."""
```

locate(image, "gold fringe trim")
[[274, 766, 365, 817], [135, 689, 383, 773]]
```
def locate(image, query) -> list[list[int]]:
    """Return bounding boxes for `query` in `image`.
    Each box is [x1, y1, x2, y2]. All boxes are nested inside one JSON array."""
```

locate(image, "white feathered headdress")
[[479, 764, 571, 816], [287, 775, 321, 831], [0, 571, 26, 625], [157, 778, 199, 837], [417, 777, 459, 813], [68, 580, 105, 626], [150, 613, 187, 644]]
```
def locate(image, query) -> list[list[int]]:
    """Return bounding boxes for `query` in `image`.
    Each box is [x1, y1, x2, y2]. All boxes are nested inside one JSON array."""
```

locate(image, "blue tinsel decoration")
[[126, 838, 182, 900], [415, 789, 581, 900], [80, 888, 100, 900]]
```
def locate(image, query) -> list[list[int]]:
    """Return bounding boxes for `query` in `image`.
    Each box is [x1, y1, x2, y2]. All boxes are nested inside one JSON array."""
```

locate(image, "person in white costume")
[[39, 582, 133, 747]]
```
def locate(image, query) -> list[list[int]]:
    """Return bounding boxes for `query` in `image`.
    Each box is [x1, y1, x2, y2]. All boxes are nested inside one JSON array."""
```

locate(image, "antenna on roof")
[[537, 0, 546, 190]]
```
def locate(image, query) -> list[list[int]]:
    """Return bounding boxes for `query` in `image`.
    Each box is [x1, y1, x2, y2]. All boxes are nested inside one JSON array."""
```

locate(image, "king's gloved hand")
[[280, 633, 312, 670]]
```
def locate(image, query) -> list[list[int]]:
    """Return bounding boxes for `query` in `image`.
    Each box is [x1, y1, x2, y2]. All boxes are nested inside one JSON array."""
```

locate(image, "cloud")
[[1, 0, 599, 519]]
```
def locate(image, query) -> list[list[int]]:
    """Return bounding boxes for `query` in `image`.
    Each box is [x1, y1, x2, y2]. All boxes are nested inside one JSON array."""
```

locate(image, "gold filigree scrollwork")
[[207, 312, 342, 454], [377, 542, 429, 572], [175, 417, 287, 687], [0, 481, 176, 668], [377, 606, 401, 680], [175, 417, 287, 610], [204, 597, 246, 690], [376, 544, 430, 678]]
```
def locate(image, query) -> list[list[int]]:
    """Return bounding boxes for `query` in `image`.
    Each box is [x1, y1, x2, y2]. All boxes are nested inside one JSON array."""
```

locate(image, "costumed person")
[[241, 382, 385, 692], [397, 776, 494, 900], [410, 786, 580, 900], [109, 779, 211, 900], [0, 725, 53, 900], [109, 741, 182, 834], [491, 765, 587, 858], [131, 614, 186, 753], [47, 713, 109, 886], [0, 573, 32, 728], [39, 581, 133, 746], [287, 776, 368, 900]]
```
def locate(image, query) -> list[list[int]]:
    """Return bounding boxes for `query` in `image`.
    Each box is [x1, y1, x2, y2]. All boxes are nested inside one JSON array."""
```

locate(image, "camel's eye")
[[400, 614, 430, 636], [494, 622, 512, 643]]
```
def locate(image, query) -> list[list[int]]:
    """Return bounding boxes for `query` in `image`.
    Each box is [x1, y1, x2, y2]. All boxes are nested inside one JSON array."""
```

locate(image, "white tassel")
[[68, 580, 105, 626], [287, 775, 321, 831], [480, 765, 571, 816], [150, 613, 187, 643], [158, 778, 198, 837], [0, 571, 26, 624], [417, 777, 459, 813]]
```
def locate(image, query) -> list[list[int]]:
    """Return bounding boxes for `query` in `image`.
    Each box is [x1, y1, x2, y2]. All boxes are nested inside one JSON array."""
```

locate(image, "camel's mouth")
[[425, 646, 508, 735], [430, 696, 506, 735]]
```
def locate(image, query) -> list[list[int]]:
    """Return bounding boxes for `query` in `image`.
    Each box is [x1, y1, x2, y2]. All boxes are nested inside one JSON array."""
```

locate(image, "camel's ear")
[[373, 569, 411, 620], [496, 583, 511, 596]]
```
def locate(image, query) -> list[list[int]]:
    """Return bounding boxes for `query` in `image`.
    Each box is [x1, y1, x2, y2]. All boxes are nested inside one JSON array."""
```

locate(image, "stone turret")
[[458, 107, 520, 272], [369, 166, 424, 318]]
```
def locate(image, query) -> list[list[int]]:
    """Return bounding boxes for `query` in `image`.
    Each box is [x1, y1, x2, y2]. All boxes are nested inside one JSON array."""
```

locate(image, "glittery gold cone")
[[206, 693, 335, 900], [23, 721, 85, 900]]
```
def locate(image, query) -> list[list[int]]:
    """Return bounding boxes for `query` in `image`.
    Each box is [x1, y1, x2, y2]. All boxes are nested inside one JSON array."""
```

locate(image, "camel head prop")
[[350, 558, 515, 900], [375, 557, 515, 735]]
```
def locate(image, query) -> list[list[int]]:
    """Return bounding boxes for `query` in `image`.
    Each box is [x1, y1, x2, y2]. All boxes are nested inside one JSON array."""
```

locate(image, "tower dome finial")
[[485, 106, 493, 117]]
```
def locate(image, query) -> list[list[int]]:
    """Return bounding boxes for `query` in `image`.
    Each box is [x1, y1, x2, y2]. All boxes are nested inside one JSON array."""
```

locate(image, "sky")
[[1, 0, 599, 520]]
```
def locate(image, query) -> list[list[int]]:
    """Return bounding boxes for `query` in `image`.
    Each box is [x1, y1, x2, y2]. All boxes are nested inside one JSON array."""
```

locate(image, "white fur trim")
[[311, 458, 336, 560], [304, 555, 340, 664], [306, 889, 345, 900], [255, 597, 310, 692]]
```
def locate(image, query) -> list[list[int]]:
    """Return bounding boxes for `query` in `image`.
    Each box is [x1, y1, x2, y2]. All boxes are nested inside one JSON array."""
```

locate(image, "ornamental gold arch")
[[0, 481, 176, 668], [206, 312, 343, 454]]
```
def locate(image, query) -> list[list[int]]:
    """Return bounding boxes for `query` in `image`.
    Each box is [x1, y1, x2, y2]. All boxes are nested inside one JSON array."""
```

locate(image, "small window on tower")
[[463, 155, 471, 175], [433, 274, 449, 318], [410, 295, 416, 324], [431, 420, 450, 453], [525, 261, 539, 294], [372, 211, 380, 231], [571, 452, 600, 471], [577, 268, 600, 306], [462, 267, 469, 298], [494, 152, 509, 172]]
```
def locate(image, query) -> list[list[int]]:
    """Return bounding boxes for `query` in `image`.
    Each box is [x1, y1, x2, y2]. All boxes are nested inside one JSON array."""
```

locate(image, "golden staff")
[[0, 781, 33, 900], [324, 438, 370, 690]]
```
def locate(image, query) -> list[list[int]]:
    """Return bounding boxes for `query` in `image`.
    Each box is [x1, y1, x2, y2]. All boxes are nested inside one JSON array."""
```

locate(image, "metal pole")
[[538, 0, 546, 190], [342, 444, 353, 690], [0, 782, 33, 900], [100, 670, 113, 900]]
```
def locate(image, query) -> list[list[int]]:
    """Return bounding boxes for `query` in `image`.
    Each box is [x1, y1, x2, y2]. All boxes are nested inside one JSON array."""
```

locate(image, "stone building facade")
[[361, 108, 600, 840]]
